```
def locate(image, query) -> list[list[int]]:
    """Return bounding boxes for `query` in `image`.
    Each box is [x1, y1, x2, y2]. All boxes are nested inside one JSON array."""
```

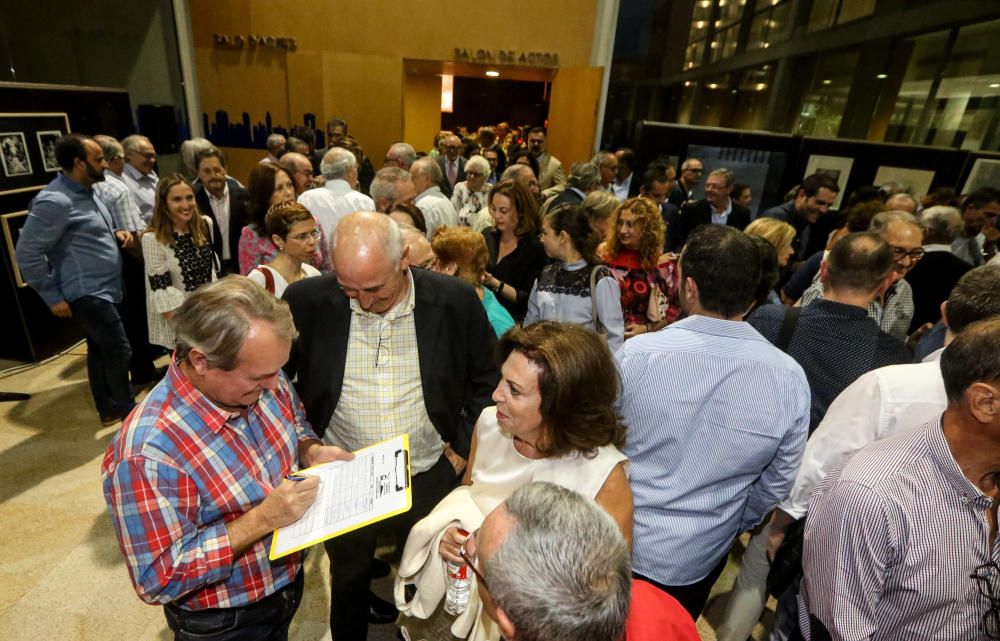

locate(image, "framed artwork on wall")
[[803, 154, 853, 210], [36, 130, 62, 172], [0, 133, 32, 177], [0, 113, 71, 196]]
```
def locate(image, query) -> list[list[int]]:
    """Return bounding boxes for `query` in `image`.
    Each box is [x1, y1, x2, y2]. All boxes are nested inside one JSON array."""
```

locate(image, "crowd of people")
[[13, 118, 1000, 641]]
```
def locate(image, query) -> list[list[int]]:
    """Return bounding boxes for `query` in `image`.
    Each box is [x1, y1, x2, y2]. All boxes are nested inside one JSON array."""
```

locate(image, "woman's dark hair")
[[489, 179, 540, 237], [388, 201, 427, 235], [247, 163, 293, 232], [545, 204, 600, 265], [747, 236, 778, 314], [509, 149, 540, 181], [497, 321, 625, 458]]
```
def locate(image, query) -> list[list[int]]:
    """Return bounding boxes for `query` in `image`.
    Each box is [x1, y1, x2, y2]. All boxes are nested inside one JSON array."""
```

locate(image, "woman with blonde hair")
[[247, 202, 322, 297], [580, 189, 619, 239], [431, 226, 514, 338], [142, 174, 217, 349], [599, 197, 681, 337], [744, 217, 796, 267]]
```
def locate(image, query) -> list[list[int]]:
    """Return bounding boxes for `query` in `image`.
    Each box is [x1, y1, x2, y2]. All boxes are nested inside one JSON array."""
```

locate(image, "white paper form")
[[269, 434, 411, 560]]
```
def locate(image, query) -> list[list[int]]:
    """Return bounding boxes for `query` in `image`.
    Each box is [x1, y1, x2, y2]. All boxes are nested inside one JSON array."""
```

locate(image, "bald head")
[[400, 224, 435, 269], [444, 134, 462, 161], [333, 212, 410, 313]]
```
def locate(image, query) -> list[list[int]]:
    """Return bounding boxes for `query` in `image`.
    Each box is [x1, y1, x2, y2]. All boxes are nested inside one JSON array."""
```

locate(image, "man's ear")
[[940, 300, 950, 330], [188, 349, 211, 376], [968, 382, 1000, 424], [496, 606, 517, 640]]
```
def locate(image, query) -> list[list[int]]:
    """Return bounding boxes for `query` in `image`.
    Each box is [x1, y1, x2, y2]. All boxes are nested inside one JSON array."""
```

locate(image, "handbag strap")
[[775, 306, 802, 353], [590, 264, 608, 337], [254, 266, 276, 295]]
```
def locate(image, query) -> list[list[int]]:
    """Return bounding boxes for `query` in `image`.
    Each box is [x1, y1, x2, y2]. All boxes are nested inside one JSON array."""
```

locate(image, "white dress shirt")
[[612, 172, 632, 200], [297, 179, 375, 244], [414, 186, 459, 240]]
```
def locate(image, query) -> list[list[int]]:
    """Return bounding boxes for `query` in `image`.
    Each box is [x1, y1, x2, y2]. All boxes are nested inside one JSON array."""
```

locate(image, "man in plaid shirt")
[[103, 277, 352, 641]]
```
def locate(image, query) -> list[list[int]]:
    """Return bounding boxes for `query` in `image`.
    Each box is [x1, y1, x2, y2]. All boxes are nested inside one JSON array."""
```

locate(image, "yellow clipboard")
[[269, 434, 412, 560]]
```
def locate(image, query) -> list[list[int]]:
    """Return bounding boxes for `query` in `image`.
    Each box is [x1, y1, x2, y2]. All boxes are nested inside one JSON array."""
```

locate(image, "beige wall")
[[188, 0, 602, 183]]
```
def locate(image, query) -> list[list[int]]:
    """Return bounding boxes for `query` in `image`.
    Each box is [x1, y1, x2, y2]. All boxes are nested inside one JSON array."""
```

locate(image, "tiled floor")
[[0, 347, 771, 641]]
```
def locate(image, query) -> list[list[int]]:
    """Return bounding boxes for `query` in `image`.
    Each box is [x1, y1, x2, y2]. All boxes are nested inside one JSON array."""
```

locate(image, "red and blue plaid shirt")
[[102, 358, 319, 610]]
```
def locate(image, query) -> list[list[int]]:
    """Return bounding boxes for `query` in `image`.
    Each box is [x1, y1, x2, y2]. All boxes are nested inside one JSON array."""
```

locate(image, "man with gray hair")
[[906, 205, 971, 331], [121, 134, 158, 223], [677, 167, 751, 246], [298, 146, 374, 243], [885, 191, 918, 214], [284, 212, 498, 641], [593, 150, 618, 192], [102, 276, 353, 639], [370, 166, 417, 213], [384, 142, 417, 170], [668, 157, 703, 207], [279, 151, 315, 196], [543, 161, 601, 212], [260, 133, 286, 164], [411, 156, 459, 239], [436, 134, 466, 198]]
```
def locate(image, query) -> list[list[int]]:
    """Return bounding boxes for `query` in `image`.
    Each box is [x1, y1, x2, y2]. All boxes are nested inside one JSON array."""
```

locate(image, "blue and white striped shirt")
[[617, 315, 810, 585]]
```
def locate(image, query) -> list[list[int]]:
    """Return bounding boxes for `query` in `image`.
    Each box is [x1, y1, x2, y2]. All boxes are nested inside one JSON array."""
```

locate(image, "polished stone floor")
[[0, 346, 771, 640]]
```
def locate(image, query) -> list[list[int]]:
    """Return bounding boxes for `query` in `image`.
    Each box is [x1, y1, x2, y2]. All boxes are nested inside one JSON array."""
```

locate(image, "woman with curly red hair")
[[599, 197, 681, 338]]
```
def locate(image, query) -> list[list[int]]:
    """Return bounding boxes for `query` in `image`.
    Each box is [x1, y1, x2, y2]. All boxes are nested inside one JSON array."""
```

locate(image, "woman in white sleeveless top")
[[247, 201, 321, 297]]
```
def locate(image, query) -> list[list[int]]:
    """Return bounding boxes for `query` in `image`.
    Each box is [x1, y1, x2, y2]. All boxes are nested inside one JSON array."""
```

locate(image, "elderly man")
[[618, 225, 809, 619], [613, 147, 641, 200], [283, 212, 498, 641], [801, 315, 1000, 641], [285, 137, 310, 155], [800, 210, 920, 342], [384, 142, 417, 170], [279, 151, 315, 196], [436, 134, 466, 198], [953, 187, 1000, 266], [193, 147, 251, 274], [298, 147, 374, 243], [17, 134, 135, 425], [260, 133, 286, 164], [525, 126, 565, 198], [677, 167, 750, 246], [593, 151, 618, 192], [468, 163, 541, 232], [544, 161, 600, 211], [103, 277, 352, 640], [885, 191, 918, 214], [411, 156, 459, 239], [906, 205, 971, 331], [760, 173, 840, 262], [668, 157, 703, 207], [400, 223, 435, 270], [370, 166, 417, 213], [121, 134, 158, 223]]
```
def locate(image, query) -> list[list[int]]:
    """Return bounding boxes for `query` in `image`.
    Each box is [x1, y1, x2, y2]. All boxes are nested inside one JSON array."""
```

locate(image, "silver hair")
[[387, 142, 417, 169], [680, 157, 702, 171], [919, 205, 963, 243], [320, 147, 357, 180], [172, 276, 298, 371], [332, 211, 403, 267], [412, 156, 443, 183], [869, 210, 918, 233], [266, 133, 286, 153], [465, 154, 490, 176], [709, 167, 734, 187], [885, 192, 918, 213], [179, 137, 213, 175], [567, 162, 600, 191], [484, 482, 631, 641], [591, 151, 616, 168], [93, 135, 124, 161], [370, 166, 412, 205], [121, 134, 152, 154], [501, 163, 533, 182]]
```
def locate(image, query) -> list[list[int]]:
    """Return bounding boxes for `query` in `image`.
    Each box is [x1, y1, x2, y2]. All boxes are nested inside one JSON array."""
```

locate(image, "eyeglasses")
[[466, 171, 485, 178], [288, 229, 321, 241], [459, 528, 488, 590], [971, 562, 1000, 639], [891, 247, 925, 262]]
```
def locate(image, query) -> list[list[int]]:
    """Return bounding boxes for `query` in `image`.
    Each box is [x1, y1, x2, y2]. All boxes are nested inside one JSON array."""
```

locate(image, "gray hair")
[[266, 133, 286, 154], [179, 137, 213, 176], [709, 167, 734, 187], [371, 167, 412, 206], [332, 211, 403, 267], [919, 205, 963, 244], [172, 276, 298, 371], [121, 134, 152, 154], [93, 135, 124, 161], [591, 151, 616, 168], [411, 156, 443, 183], [387, 142, 417, 169], [501, 163, 533, 182], [681, 157, 702, 171], [286, 137, 310, 154], [465, 154, 490, 176], [885, 192, 918, 214], [869, 210, 918, 234], [567, 162, 600, 191], [484, 482, 631, 641], [320, 147, 357, 180]]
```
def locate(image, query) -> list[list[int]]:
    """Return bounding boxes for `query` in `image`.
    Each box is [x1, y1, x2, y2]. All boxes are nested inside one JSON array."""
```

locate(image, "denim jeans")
[[68, 295, 134, 417], [163, 571, 303, 641]]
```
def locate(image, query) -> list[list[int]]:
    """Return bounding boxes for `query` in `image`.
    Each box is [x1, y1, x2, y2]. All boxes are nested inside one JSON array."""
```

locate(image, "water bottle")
[[444, 529, 472, 615]]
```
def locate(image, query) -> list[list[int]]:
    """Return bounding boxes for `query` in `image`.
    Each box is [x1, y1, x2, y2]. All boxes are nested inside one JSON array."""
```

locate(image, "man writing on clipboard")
[[102, 277, 354, 641], [283, 212, 500, 641]]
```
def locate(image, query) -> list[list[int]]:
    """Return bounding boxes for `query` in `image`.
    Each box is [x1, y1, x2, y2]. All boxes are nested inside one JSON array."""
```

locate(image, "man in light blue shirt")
[[121, 134, 158, 224], [16, 134, 135, 425], [616, 225, 810, 619]]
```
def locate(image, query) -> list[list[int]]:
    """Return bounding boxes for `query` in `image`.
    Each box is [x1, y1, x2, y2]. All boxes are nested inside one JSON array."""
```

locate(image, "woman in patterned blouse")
[[142, 174, 217, 349], [598, 196, 681, 339], [449, 154, 491, 226]]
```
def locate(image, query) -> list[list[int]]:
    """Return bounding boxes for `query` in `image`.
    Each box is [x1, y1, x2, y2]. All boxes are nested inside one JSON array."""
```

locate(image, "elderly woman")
[[396, 321, 632, 641], [580, 189, 619, 239], [481, 179, 548, 322], [599, 197, 681, 337], [142, 174, 217, 349], [247, 202, 322, 297], [450, 155, 492, 226], [431, 226, 515, 338]]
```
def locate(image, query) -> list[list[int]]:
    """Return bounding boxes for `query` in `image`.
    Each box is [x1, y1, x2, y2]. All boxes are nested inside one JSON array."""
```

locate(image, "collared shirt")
[[93, 170, 146, 233], [415, 186, 459, 240], [617, 315, 809, 585], [952, 233, 986, 266], [779, 349, 946, 520], [801, 418, 997, 641], [122, 163, 158, 223], [613, 172, 633, 201], [748, 300, 910, 431], [16, 172, 122, 306], [327, 270, 443, 473], [101, 360, 319, 610], [207, 183, 232, 260], [710, 198, 733, 225], [297, 178, 375, 244], [799, 277, 914, 342]]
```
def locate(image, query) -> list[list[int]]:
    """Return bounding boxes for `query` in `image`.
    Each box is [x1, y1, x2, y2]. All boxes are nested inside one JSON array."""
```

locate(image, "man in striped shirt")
[[801, 317, 1000, 641]]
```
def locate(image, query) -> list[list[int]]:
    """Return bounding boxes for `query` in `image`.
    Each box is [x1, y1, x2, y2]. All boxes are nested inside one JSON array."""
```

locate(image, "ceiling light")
[[485, 70, 499, 77], [876, 73, 888, 79], [755, 83, 768, 91], [684, 81, 693, 87], [991, 83, 1000, 88], [822, 79, 832, 85], [707, 83, 719, 89]]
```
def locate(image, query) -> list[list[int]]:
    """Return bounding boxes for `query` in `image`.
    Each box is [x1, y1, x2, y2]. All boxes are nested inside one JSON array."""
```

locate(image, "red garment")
[[603, 248, 681, 326], [623, 579, 700, 641]]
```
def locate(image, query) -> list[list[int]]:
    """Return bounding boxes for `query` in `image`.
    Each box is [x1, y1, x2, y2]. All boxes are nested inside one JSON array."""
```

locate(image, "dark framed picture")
[[36, 130, 62, 172], [0, 133, 32, 177]]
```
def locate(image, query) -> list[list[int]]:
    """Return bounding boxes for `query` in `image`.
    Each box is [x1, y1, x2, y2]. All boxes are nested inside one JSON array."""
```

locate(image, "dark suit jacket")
[[905, 249, 972, 332], [195, 177, 250, 274], [283, 268, 500, 458], [677, 198, 751, 247], [545, 187, 584, 212], [626, 173, 641, 198], [437, 156, 466, 198]]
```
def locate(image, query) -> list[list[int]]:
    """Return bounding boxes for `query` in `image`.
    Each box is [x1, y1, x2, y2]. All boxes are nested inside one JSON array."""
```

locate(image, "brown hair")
[[247, 163, 293, 232], [148, 173, 210, 247], [389, 201, 428, 235], [602, 197, 664, 269], [489, 179, 540, 237], [545, 204, 600, 265], [497, 321, 625, 458], [431, 226, 488, 286], [265, 201, 314, 239]]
